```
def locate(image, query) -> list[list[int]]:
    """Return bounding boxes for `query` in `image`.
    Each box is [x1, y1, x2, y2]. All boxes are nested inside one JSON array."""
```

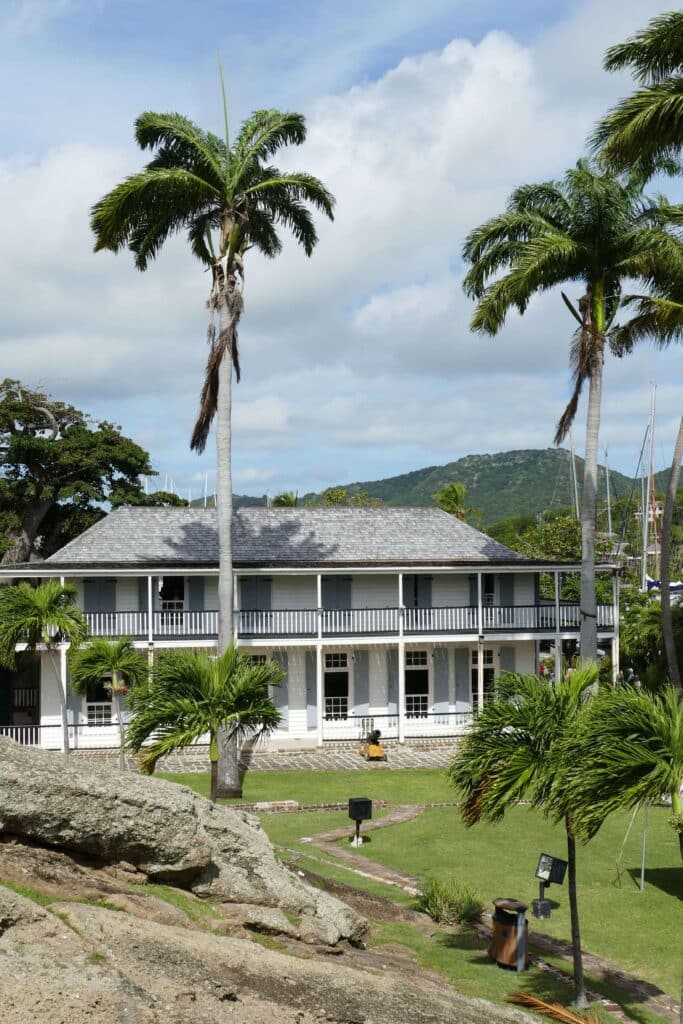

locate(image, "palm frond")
[[602, 11, 683, 84], [232, 110, 307, 180], [508, 991, 603, 1024], [591, 80, 683, 177], [0, 581, 87, 666], [609, 293, 683, 354], [69, 638, 148, 696], [135, 111, 224, 189]]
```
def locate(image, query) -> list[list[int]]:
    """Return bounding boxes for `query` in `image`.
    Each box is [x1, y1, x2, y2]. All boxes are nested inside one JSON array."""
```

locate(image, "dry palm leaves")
[[508, 992, 603, 1024]]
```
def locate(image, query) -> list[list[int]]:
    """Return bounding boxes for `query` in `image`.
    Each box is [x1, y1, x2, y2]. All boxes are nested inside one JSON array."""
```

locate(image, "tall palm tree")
[[0, 580, 87, 754], [591, 11, 683, 179], [69, 637, 149, 770], [448, 667, 599, 1008], [91, 98, 334, 795], [562, 685, 683, 860], [462, 161, 683, 662], [660, 417, 683, 694], [126, 646, 283, 801]]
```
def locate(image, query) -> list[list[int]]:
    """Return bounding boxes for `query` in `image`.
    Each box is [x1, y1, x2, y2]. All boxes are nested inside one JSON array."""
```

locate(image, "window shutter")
[[454, 648, 470, 712], [321, 577, 335, 609], [416, 576, 432, 609], [138, 578, 149, 613], [433, 647, 449, 712], [354, 650, 369, 715], [257, 577, 272, 611], [500, 647, 516, 673], [499, 575, 515, 606], [188, 577, 205, 612], [386, 649, 398, 715], [272, 651, 288, 729], [240, 578, 258, 609], [305, 650, 317, 728], [83, 579, 116, 613], [338, 576, 352, 609], [468, 575, 477, 607]]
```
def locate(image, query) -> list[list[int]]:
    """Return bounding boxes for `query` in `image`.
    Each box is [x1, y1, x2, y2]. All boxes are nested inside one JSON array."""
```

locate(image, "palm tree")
[[462, 161, 683, 663], [660, 417, 683, 693], [433, 482, 479, 522], [69, 638, 149, 770], [0, 580, 87, 754], [448, 667, 599, 1008], [91, 97, 334, 796], [562, 685, 683, 860], [591, 11, 683, 179], [126, 646, 283, 801]]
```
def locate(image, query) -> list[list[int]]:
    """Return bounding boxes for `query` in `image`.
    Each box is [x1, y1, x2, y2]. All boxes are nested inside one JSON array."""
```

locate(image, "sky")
[[0, 0, 681, 503]]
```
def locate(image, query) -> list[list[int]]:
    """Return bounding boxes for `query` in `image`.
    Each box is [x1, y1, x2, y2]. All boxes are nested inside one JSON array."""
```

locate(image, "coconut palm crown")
[[125, 646, 283, 801], [591, 11, 683, 179], [462, 160, 683, 661]]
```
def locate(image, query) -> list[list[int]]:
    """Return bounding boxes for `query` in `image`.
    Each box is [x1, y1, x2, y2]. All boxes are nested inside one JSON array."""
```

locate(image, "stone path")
[[303, 807, 679, 1024]]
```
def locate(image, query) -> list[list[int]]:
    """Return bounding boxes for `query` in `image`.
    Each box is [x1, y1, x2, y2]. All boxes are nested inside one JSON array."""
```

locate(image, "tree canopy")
[[0, 379, 168, 563]]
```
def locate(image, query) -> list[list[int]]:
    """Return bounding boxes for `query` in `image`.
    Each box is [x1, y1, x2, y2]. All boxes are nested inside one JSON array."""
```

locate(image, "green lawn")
[[158, 767, 454, 805]]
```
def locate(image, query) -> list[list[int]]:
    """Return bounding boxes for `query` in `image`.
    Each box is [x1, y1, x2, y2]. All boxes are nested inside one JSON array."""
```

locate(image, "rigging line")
[[615, 423, 650, 558]]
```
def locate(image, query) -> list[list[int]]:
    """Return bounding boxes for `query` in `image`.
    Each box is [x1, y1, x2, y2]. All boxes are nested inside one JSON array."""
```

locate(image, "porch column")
[[147, 575, 154, 645], [398, 572, 404, 638], [315, 642, 323, 747], [232, 574, 239, 645], [59, 643, 69, 753], [554, 570, 561, 683], [398, 640, 405, 743], [316, 573, 322, 640], [477, 571, 483, 637], [476, 636, 484, 712]]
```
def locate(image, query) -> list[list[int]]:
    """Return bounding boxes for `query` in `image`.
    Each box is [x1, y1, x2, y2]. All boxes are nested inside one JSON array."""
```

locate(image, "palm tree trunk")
[[565, 814, 587, 1008], [214, 291, 242, 799], [579, 295, 604, 665], [112, 673, 127, 771], [47, 647, 69, 757], [660, 416, 683, 694], [209, 732, 218, 803]]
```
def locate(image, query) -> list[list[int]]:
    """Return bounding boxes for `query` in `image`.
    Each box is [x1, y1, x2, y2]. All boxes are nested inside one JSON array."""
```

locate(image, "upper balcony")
[[83, 602, 615, 641]]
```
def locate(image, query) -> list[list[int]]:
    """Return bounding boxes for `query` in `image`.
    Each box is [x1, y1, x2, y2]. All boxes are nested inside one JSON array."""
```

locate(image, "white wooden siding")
[[351, 574, 397, 609], [270, 577, 316, 610], [432, 575, 471, 606]]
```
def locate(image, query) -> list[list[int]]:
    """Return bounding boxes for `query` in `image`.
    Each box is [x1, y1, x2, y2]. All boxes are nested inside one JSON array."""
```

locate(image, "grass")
[[142, 883, 221, 922], [157, 768, 454, 805]]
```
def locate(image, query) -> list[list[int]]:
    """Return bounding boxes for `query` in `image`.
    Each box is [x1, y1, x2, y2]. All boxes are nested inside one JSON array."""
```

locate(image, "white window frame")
[[323, 650, 353, 720], [404, 648, 430, 718]]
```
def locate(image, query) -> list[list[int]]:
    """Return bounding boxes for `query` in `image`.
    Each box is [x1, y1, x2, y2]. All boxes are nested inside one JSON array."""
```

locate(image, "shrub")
[[416, 877, 484, 926]]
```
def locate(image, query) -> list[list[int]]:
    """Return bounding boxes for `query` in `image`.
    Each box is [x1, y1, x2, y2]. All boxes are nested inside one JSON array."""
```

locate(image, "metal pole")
[[639, 801, 648, 893]]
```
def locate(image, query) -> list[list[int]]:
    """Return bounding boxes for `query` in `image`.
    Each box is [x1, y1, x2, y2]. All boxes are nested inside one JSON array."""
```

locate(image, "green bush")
[[416, 877, 484, 926]]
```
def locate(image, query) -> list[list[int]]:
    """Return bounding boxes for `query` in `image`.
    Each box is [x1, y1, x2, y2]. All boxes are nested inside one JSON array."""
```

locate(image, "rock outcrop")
[[0, 737, 363, 945]]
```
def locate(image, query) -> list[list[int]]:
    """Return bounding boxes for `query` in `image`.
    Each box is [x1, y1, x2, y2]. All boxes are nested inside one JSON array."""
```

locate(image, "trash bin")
[[489, 898, 528, 972]]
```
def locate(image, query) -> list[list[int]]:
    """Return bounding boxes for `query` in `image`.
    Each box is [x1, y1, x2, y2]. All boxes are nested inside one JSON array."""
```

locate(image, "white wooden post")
[[60, 643, 69, 753], [398, 572, 404, 638], [316, 642, 324, 747], [476, 573, 484, 711], [612, 570, 620, 681], [316, 573, 322, 640], [147, 575, 154, 645], [398, 640, 405, 743], [554, 570, 562, 683]]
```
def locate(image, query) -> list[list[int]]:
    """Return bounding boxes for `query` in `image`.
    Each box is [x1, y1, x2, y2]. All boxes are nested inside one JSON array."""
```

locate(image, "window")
[[405, 650, 429, 718], [471, 648, 495, 710], [249, 654, 267, 665], [325, 652, 348, 669], [471, 649, 494, 666], [86, 679, 112, 726], [483, 576, 495, 607], [406, 650, 428, 667]]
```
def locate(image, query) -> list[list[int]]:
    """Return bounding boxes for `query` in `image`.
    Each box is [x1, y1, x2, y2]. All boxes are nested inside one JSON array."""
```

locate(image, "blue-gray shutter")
[[354, 650, 369, 715], [240, 578, 271, 610], [416, 576, 432, 608], [499, 575, 515, 606], [433, 647, 449, 712], [387, 649, 398, 715], [468, 575, 477, 607], [338, 576, 351, 609], [500, 647, 516, 673], [272, 651, 289, 729], [188, 577, 205, 612], [322, 576, 352, 609], [454, 648, 470, 712], [83, 579, 116, 613], [138, 577, 149, 612], [305, 650, 317, 728]]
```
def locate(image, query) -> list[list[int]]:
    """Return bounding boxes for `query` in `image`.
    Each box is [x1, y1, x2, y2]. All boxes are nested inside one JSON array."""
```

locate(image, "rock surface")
[[0, 885, 531, 1024], [0, 737, 363, 945]]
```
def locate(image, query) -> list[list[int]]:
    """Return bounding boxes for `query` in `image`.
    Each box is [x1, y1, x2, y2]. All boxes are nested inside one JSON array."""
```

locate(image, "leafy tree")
[[126, 647, 282, 800], [462, 161, 683, 663], [272, 491, 298, 507], [448, 667, 599, 1007], [591, 11, 683, 179], [0, 379, 155, 564], [111, 487, 188, 508], [91, 99, 333, 797], [0, 581, 87, 754], [69, 638, 149, 770], [433, 482, 478, 522], [347, 490, 382, 508], [322, 487, 348, 506], [620, 593, 683, 690], [563, 685, 683, 860]]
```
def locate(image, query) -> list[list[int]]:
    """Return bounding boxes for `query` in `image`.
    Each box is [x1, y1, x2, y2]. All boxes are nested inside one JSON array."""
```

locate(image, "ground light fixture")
[[348, 797, 372, 846], [532, 852, 568, 919]]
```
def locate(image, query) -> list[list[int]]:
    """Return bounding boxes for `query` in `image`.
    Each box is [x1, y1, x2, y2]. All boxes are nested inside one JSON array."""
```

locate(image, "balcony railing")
[[83, 604, 614, 641]]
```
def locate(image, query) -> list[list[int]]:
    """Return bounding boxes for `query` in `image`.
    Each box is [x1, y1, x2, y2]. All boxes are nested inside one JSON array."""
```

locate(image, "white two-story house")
[[0, 506, 618, 751]]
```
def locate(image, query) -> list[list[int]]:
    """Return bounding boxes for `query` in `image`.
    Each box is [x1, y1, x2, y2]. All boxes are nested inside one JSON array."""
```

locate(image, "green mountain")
[[196, 448, 669, 527]]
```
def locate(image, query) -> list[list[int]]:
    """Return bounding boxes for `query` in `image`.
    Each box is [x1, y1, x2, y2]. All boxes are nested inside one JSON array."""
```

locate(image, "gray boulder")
[[0, 737, 364, 945]]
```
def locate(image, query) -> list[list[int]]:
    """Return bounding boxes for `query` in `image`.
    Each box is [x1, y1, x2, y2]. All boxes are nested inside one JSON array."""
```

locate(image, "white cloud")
[[1, 0, 74, 38]]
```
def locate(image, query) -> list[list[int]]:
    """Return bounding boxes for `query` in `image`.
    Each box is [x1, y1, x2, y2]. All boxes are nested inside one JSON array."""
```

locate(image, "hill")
[[203, 449, 667, 526]]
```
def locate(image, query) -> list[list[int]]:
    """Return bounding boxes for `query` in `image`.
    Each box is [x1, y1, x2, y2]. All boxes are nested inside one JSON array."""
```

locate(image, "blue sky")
[[0, 0, 680, 504]]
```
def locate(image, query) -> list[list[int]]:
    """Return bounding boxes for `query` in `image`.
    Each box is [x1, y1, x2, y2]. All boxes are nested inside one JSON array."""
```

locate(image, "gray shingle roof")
[[45, 506, 525, 567]]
